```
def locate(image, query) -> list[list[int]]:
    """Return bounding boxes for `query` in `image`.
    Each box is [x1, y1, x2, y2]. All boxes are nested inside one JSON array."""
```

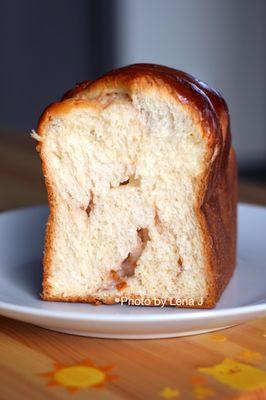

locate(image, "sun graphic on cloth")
[[40, 358, 118, 393]]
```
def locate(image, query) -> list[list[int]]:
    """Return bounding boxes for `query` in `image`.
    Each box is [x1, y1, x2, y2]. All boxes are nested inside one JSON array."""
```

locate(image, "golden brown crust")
[[37, 63, 237, 308], [62, 80, 91, 100]]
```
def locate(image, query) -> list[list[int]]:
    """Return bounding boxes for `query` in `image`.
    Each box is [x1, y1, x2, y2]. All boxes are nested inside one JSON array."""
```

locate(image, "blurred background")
[[0, 0, 265, 210]]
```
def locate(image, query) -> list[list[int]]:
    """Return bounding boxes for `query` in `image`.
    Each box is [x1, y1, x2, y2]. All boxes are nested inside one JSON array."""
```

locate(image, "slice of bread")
[[35, 64, 237, 308]]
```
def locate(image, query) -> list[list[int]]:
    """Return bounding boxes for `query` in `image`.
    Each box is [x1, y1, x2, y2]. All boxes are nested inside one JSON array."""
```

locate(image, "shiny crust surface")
[[37, 63, 237, 308]]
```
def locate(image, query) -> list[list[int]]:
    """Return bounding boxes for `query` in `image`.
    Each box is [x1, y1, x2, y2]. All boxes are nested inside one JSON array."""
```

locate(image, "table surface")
[[0, 132, 266, 400]]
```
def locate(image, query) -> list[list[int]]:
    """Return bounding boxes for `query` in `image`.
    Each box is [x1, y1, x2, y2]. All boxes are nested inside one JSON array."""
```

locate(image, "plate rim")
[[0, 301, 265, 322]]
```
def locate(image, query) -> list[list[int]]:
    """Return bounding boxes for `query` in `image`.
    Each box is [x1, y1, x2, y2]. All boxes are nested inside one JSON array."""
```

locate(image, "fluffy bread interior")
[[40, 89, 210, 304]]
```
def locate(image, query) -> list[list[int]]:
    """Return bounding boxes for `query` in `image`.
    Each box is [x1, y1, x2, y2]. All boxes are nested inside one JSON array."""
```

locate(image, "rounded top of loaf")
[[38, 64, 232, 186], [62, 64, 230, 159]]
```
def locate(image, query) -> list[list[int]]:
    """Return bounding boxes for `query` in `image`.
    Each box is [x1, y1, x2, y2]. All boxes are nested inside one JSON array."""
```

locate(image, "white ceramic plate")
[[0, 204, 265, 339]]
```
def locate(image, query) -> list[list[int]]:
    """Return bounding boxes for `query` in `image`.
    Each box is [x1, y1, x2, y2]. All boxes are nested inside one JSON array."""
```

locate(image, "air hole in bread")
[[85, 192, 94, 217], [120, 175, 141, 187], [110, 228, 150, 290], [154, 206, 163, 234], [96, 91, 132, 107], [137, 227, 150, 246], [178, 256, 183, 273], [120, 178, 129, 186]]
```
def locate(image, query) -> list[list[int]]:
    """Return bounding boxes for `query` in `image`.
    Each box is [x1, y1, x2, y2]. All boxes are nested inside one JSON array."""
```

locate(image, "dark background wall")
[[0, 0, 117, 131]]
